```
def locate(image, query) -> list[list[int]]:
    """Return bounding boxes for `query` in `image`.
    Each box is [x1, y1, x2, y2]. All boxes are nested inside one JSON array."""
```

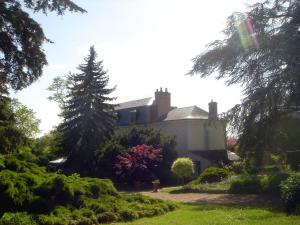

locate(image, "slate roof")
[[163, 106, 208, 121], [115, 97, 153, 110]]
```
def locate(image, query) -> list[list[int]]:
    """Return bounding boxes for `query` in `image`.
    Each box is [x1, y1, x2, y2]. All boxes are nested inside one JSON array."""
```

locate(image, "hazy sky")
[[12, 0, 249, 135]]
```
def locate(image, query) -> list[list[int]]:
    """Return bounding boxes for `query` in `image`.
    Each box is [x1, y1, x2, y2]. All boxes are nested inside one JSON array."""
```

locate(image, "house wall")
[[148, 119, 226, 153], [117, 118, 226, 172]]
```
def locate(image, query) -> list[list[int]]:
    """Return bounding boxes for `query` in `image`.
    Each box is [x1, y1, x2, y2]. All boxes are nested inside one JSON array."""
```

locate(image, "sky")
[[12, 0, 250, 135]]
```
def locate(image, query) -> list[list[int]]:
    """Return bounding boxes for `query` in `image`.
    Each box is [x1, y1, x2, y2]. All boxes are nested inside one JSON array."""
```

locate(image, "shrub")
[[280, 173, 300, 214], [171, 157, 194, 181], [264, 172, 290, 194], [119, 209, 139, 221], [225, 161, 245, 174], [97, 212, 120, 223], [115, 144, 162, 183], [229, 174, 263, 194], [96, 126, 177, 184], [0, 155, 5, 170], [0, 212, 37, 225], [0, 155, 176, 224], [195, 167, 231, 184]]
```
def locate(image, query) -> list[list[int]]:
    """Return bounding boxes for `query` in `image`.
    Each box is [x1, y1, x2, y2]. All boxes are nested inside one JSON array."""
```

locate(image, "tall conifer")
[[59, 46, 116, 174]]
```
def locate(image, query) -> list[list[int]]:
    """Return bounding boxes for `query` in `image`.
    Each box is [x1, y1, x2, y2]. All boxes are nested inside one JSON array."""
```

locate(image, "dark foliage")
[[0, 97, 28, 154], [58, 46, 116, 175], [32, 130, 62, 166], [0, 155, 176, 224], [0, 0, 85, 94], [287, 150, 300, 171], [280, 173, 300, 214], [189, 0, 300, 165], [265, 172, 289, 194], [115, 144, 162, 183], [229, 174, 265, 194], [192, 167, 231, 184], [95, 126, 177, 184]]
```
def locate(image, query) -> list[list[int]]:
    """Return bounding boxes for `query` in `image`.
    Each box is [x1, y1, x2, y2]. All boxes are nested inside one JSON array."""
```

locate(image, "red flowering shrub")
[[115, 144, 162, 183]]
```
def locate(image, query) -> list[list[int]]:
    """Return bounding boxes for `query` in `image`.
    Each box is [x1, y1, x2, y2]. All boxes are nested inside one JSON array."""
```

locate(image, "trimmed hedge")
[[229, 175, 264, 194], [171, 158, 194, 180], [190, 167, 232, 184]]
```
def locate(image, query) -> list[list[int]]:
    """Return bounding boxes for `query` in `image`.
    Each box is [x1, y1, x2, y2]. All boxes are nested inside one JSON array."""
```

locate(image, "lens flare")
[[235, 14, 259, 51]]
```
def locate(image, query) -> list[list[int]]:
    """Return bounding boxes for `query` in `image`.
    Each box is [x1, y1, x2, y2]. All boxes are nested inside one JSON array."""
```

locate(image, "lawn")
[[112, 203, 300, 225], [161, 180, 230, 194]]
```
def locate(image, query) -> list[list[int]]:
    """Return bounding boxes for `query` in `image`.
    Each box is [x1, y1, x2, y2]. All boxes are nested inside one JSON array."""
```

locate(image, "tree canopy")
[[189, 0, 300, 164], [9, 99, 41, 138], [47, 74, 74, 111], [0, 0, 85, 94], [59, 46, 116, 175], [0, 97, 28, 154], [95, 126, 177, 183]]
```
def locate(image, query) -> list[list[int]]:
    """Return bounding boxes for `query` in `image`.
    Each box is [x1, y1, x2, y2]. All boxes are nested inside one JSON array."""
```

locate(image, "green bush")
[[119, 209, 139, 221], [229, 174, 264, 194], [280, 173, 300, 214], [0, 212, 37, 225], [195, 167, 231, 184], [264, 172, 290, 194], [0, 155, 5, 170], [96, 126, 178, 184], [0, 155, 177, 224], [171, 158, 194, 181], [97, 212, 120, 223], [225, 161, 245, 174]]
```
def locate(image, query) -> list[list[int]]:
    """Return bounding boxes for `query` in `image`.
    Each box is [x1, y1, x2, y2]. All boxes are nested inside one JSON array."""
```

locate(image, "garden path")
[[140, 191, 281, 207]]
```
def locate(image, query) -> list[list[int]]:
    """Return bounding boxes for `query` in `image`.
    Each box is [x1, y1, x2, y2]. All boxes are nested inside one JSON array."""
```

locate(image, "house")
[[115, 88, 230, 172]]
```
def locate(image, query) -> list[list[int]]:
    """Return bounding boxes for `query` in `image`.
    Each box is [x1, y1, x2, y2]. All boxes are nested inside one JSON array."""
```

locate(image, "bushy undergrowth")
[[190, 167, 232, 184], [175, 168, 290, 195], [172, 180, 230, 194], [0, 155, 176, 225], [229, 172, 290, 195], [229, 174, 265, 194], [280, 173, 300, 214]]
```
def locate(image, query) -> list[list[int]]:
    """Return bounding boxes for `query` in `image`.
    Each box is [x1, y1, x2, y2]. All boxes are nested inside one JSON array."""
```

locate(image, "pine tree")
[[59, 46, 116, 175], [0, 0, 85, 95]]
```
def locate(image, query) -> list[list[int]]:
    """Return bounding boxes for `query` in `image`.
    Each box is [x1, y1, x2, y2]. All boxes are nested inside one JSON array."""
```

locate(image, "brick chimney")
[[152, 87, 171, 119], [208, 100, 218, 119]]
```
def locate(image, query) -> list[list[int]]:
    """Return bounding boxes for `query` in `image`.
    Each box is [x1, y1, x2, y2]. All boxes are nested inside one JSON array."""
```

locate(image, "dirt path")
[[140, 191, 281, 207]]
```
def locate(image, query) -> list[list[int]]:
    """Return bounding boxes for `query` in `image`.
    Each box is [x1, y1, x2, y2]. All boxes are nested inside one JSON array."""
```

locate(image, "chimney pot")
[[160, 87, 163, 92]]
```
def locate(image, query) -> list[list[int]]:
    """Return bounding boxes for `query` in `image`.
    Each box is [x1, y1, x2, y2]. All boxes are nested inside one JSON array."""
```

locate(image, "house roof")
[[163, 106, 208, 121], [115, 97, 153, 110], [188, 150, 228, 162]]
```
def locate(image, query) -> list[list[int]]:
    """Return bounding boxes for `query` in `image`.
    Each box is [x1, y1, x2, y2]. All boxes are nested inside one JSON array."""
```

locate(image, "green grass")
[[161, 179, 230, 194], [160, 186, 183, 193], [111, 203, 300, 225]]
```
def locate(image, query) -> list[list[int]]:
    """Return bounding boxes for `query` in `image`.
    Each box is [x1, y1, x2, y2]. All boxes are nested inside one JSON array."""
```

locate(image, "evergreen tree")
[[59, 46, 116, 175], [0, 0, 85, 95], [189, 0, 300, 165]]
